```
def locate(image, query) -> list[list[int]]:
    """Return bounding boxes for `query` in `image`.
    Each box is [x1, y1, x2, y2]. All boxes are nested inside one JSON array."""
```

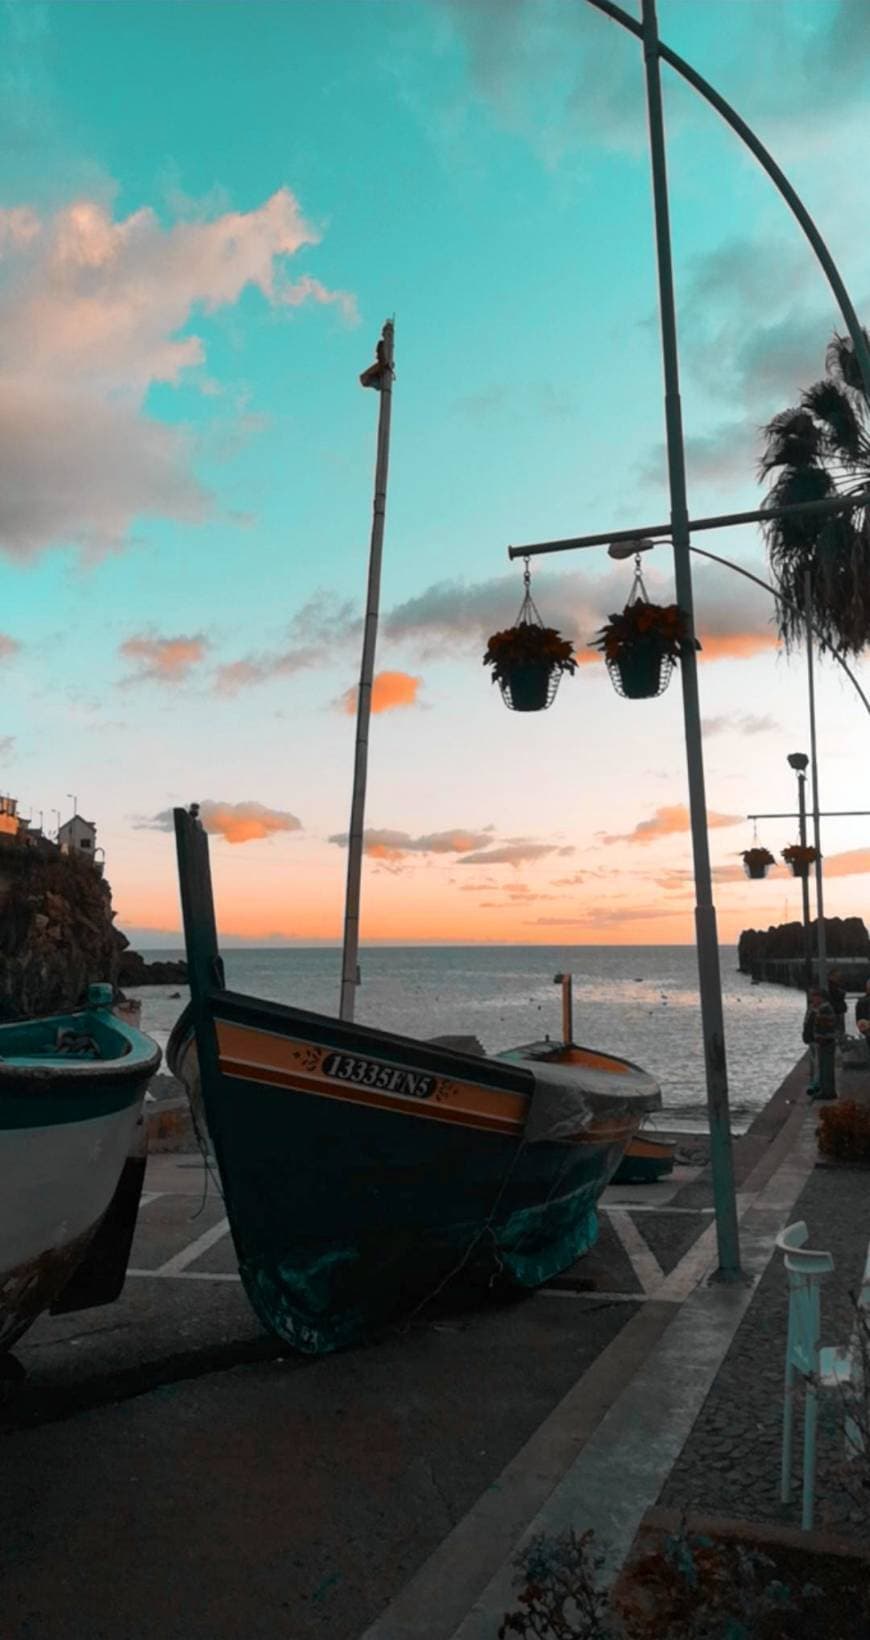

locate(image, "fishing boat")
[[533, 975, 675, 1187], [169, 805, 661, 1355], [0, 983, 160, 1356], [612, 1131, 675, 1185]]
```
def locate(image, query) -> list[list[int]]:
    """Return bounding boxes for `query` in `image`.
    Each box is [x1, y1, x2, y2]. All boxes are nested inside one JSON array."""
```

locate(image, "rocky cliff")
[[0, 843, 186, 1020], [738, 916, 870, 974]]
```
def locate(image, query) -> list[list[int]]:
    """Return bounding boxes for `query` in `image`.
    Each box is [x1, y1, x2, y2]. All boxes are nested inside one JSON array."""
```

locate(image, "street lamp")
[[505, 0, 870, 1281], [785, 754, 813, 998]]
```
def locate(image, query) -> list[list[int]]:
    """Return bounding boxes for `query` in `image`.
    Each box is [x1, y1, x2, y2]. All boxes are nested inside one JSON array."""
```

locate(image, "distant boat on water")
[[0, 984, 160, 1358], [168, 806, 661, 1355]]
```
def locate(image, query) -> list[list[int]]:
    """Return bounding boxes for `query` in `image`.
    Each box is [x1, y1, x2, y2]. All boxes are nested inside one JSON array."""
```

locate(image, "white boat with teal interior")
[[0, 983, 161, 1355]]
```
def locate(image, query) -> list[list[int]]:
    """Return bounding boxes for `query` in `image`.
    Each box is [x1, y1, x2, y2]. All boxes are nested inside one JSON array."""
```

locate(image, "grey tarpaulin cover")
[[516, 1050, 661, 1144]]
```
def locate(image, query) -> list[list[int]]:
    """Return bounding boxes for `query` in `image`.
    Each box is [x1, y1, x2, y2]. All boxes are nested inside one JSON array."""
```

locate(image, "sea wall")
[[738, 916, 870, 990]]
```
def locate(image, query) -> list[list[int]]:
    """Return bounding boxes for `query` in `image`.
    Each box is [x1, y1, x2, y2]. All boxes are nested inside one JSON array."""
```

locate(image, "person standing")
[[803, 987, 837, 1099], [856, 978, 870, 1057], [827, 968, 848, 1045]]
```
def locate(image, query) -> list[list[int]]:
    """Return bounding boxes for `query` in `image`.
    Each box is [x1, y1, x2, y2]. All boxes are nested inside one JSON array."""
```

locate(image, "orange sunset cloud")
[[120, 632, 208, 683], [603, 804, 742, 847], [339, 670, 422, 715], [138, 799, 302, 845]]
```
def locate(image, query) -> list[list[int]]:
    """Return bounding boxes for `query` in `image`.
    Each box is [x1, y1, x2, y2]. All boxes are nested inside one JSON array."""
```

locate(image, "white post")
[[339, 321, 395, 1022]]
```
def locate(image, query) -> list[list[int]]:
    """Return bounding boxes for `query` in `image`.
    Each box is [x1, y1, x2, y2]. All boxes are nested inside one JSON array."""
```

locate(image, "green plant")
[[590, 601, 697, 664], [782, 843, 818, 867], [741, 847, 775, 867], [498, 1530, 615, 1639], [483, 623, 577, 684], [498, 1521, 853, 1639], [816, 1099, 870, 1163]]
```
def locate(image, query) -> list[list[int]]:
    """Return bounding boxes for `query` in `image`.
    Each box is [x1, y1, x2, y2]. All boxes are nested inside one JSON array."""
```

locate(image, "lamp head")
[[787, 752, 809, 772], [607, 538, 657, 560]]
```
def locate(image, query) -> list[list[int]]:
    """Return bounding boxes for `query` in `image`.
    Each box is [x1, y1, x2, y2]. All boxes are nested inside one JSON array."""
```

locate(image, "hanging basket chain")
[[627, 551, 651, 607], [514, 555, 547, 629]]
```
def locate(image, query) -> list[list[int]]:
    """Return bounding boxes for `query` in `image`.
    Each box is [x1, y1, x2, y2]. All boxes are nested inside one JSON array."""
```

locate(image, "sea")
[[129, 944, 804, 1133]]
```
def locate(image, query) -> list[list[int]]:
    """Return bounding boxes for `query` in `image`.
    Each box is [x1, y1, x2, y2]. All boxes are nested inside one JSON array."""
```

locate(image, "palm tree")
[[759, 330, 870, 655]]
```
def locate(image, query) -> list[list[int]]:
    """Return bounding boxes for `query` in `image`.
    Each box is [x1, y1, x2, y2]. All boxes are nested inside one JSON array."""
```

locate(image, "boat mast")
[[339, 320, 395, 1022]]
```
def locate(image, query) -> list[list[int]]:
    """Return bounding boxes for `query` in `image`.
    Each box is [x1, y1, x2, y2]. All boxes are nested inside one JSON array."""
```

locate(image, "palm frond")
[[761, 330, 870, 655], [802, 379, 864, 463], [758, 407, 822, 477], [825, 330, 870, 402]]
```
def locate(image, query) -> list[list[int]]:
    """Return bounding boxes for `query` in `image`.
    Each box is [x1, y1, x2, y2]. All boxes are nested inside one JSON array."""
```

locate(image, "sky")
[[2, 0, 869, 948]]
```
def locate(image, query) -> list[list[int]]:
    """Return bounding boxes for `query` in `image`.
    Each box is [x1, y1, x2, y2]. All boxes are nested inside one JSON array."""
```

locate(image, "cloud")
[[525, 907, 688, 928], [454, 381, 576, 421], [0, 190, 356, 558], [702, 713, 780, 738], [384, 560, 779, 668], [438, 0, 651, 161], [215, 590, 360, 693], [328, 826, 493, 864], [639, 420, 759, 491], [338, 670, 422, 716], [0, 735, 14, 758], [821, 848, 870, 879], [458, 843, 571, 868], [120, 632, 208, 684], [139, 799, 302, 845], [602, 805, 742, 847], [0, 634, 20, 662]]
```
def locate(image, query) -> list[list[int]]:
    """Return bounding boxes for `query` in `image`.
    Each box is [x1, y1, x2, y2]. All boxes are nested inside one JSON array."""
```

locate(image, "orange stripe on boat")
[[216, 1021, 527, 1131]]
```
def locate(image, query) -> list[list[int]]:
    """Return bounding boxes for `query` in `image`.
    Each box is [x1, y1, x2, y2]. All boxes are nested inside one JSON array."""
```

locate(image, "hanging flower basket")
[[590, 600, 698, 700], [484, 565, 576, 713], [782, 843, 818, 879], [741, 846, 775, 881]]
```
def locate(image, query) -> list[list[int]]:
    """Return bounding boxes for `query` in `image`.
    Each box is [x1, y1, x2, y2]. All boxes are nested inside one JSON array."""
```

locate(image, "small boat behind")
[[169, 806, 661, 1355], [0, 983, 161, 1355], [612, 1132, 675, 1185]]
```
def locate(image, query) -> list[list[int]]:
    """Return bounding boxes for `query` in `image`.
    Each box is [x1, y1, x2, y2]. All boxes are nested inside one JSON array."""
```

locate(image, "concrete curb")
[[360, 1061, 818, 1640]]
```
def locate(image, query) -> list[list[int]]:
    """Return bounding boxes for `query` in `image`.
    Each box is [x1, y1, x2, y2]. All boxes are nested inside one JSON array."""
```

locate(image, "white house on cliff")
[[58, 813, 97, 858]]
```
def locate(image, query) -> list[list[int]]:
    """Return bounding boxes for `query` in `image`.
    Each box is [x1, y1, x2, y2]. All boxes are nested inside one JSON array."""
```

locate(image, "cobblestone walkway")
[[660, 1143, 870, 1539]]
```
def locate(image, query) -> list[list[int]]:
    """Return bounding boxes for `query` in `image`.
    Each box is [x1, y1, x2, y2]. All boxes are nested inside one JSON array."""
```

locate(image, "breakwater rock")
[[115, 938, 187, 987], [738, 916, 870, 973]]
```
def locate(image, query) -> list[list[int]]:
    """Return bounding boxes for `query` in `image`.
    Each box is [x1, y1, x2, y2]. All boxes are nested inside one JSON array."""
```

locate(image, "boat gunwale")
[[0, 1007, 161, 1091], [169, 994, 660, 1112]]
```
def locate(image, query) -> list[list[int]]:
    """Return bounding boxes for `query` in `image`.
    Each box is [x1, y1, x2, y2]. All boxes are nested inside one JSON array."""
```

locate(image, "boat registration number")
[[322, 1051, 435, 1100]]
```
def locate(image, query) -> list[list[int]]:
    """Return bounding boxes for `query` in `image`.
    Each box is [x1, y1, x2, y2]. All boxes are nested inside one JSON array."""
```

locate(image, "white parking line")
[[607, 1209, 665, 1295], [537, 1289, 652, 1305], [153, 1216, 231, 1275], [127, 1268, 240, 1283], [138, 1192, 165, 1208]]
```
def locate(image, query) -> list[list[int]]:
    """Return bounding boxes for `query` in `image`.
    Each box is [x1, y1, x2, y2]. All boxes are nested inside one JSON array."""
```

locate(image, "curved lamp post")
[[506, 0, 870, 1280], [584, 0, 870, 403], [610, 535, 868, 996]]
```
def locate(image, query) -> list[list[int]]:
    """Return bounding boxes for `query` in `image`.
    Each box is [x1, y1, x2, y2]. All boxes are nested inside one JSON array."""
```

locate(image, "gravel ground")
[[660, 1159, 870, 1539]]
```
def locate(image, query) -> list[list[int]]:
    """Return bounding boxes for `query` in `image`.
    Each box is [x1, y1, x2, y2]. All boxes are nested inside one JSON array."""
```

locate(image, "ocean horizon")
[[131, 943, 804, 1133]]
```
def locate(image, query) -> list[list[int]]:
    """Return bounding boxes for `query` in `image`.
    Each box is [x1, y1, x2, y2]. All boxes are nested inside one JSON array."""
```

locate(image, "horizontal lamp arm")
[[508, 489, 870, 562]]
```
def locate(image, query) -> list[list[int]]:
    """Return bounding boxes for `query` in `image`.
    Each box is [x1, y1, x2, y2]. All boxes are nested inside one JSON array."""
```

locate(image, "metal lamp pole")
[[785, 754, 813, 996], [639, 0, 739, 1276], [804, 572, 827, 991], [339, 321, 395, 1023]]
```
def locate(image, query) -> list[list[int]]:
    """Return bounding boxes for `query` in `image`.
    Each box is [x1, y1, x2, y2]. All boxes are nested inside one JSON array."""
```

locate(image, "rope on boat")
[[395, 1137, 532, 1333]]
